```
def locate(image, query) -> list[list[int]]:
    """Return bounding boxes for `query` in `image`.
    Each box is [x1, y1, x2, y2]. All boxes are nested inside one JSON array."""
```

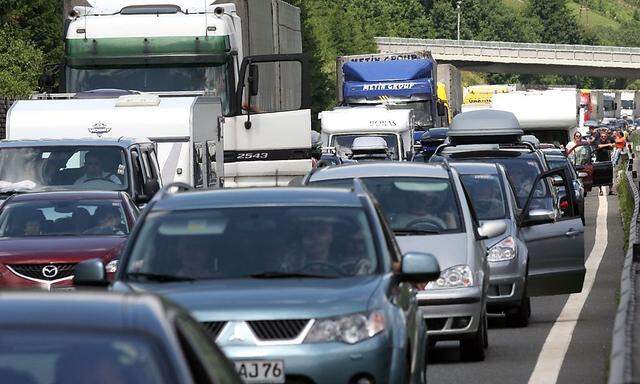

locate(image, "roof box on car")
[[447, 110, 524, 145]]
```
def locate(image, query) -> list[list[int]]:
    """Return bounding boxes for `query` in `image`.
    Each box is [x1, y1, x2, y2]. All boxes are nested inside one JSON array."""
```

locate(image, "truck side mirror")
[[437, 101, 446, 117], [143, 179, 160, 198], [248, 64, 260, 97]]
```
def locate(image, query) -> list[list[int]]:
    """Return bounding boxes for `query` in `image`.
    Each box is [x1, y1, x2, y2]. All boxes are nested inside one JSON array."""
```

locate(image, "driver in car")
[[74, 151, 121, 185], [394, 191, 457, 231], [281, 220, 336, 274]]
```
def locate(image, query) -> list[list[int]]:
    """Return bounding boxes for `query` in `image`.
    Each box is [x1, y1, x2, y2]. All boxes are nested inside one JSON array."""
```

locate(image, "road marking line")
[[528, 195, 609, 384]]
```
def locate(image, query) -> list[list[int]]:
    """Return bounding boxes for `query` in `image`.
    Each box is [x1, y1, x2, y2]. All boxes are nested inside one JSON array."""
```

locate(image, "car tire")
[[460, 314, 486, 362], [505, 297, 531, 328]]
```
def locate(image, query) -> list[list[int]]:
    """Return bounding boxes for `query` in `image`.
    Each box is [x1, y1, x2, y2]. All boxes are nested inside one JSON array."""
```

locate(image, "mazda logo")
[[42, 265, 59, 278]]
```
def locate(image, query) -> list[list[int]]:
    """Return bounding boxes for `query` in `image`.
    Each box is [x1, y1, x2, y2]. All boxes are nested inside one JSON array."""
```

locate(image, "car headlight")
[[105, 260, 119, 273], [426, 265, 474, 289], [487, 236, 517, 262], [304, 311, 385, 344]]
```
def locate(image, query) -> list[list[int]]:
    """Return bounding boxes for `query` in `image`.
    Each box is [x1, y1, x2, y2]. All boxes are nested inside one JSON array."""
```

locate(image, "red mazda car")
[[0, 191, 138, 290]]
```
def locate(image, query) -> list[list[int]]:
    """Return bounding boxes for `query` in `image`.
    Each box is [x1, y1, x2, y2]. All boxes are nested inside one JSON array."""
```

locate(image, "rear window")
[[0, 330, 171, 384]]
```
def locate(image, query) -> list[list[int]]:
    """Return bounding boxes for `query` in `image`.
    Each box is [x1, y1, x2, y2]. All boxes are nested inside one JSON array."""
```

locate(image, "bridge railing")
[[376, 37, 640, 64]]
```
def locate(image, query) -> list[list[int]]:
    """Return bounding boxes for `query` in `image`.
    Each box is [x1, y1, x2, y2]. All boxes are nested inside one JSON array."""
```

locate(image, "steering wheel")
[[83, 173, 118, 184], [299, 262, 347, 276], [405, 217, 446, 231]]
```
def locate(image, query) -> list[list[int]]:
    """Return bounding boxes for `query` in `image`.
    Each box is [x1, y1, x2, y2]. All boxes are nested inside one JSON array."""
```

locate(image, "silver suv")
[[304, 162, 507, 361]]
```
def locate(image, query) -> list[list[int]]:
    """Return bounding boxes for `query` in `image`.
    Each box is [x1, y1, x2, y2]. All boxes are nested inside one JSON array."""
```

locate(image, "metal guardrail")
[[609, 156, 640, 384], [375, 37, 640, 65]]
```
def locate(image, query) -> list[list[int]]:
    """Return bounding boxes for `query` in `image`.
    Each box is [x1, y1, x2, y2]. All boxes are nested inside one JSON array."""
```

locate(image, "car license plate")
[[234, 360, 284, 384]]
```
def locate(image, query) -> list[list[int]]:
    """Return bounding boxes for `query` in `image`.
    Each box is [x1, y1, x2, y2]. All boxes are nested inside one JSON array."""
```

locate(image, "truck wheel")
[[505, 297, 531, 328], [460, 315, 486, 362]]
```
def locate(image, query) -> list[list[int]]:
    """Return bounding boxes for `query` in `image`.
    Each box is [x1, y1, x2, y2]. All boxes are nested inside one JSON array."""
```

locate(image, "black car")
[[0, 291, 241, 384]]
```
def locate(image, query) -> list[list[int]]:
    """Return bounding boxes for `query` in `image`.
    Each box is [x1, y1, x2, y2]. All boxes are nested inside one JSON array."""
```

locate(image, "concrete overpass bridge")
[[376, 37, 640, 78]]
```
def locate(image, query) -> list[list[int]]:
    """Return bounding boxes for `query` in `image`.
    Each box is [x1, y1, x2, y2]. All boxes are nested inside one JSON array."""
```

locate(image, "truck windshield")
[[332, 134, 399, 160], [66, 63, 230, 112], [126, 207, 379, 280], [0, 146, 128, 193], [387, 101, 433, 129]]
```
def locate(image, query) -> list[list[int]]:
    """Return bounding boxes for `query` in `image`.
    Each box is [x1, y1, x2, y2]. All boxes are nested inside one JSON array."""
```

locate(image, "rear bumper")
[[417, 287, 483, 340]]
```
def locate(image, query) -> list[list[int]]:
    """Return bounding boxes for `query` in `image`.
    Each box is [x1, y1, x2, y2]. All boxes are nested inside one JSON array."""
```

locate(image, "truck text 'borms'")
[[49, 0, 311, 187], [336, 52, 448, 136]]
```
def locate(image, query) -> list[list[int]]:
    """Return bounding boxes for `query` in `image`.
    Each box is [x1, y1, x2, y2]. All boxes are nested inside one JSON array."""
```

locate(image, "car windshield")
[[459, 174, 508, 220], [126, 207, 379, 280], [387, 101, 433, 129], [312, 177, 463, 234], [66, 64, 230, 113], [0, 146, 128, 194], [0, 330, 170, 384], [332, 134, 399, 160], [0, 200, 129, 237]]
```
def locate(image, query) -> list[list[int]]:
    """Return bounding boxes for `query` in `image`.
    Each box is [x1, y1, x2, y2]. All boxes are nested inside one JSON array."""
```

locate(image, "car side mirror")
[[477, 220, 507, 240], [522, 209, 556, 226], [73, 259, 109, 288], [400, 252, 440, 283], [248, 64, 260, 97]]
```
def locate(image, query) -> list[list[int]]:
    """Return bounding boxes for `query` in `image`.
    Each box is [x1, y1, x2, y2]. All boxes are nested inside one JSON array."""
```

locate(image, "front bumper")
[[487, 260, 526, 311], [416, 286, 483, 341], [221, 334, 394, 384]]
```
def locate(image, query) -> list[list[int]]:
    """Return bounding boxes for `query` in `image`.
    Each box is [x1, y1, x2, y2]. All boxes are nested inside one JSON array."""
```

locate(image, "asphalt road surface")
[[427, 194, 624, 384]]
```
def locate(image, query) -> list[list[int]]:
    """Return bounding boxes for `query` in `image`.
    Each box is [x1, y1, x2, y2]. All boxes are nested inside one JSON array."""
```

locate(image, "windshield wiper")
[[394, 229, 441, 236], [127, 272, 196, 282], [248, 271, 335, 279]]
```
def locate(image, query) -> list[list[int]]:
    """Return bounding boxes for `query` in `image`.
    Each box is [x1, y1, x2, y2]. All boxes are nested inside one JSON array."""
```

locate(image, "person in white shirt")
[[74, 151, 121, 185]]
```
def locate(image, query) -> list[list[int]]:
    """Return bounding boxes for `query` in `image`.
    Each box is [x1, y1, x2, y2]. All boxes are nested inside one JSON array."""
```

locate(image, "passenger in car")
[[89, 206, 125, 235]]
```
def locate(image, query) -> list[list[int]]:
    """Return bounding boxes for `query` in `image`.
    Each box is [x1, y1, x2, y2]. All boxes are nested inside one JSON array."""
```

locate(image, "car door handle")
[[565, 229, 581, 237]]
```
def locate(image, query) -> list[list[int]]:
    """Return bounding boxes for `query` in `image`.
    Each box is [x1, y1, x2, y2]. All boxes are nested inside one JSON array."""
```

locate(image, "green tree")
[[0, 30, 44, 97], [525, 0, 582, 44], [0, 0, 62, 63]]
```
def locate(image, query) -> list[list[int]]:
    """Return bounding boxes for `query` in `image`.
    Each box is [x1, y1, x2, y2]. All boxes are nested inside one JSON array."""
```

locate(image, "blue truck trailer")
[[336, 51, 448, 146]]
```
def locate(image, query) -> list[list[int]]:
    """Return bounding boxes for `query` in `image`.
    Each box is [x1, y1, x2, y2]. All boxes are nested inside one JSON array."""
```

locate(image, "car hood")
[[117, 276, 383, 321], [0, 236, 126, 264], [395, 233, 469, 270]]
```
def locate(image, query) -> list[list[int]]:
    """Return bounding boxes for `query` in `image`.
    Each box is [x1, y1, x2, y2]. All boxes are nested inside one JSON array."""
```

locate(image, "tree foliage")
[[0, 30, 44, 98]]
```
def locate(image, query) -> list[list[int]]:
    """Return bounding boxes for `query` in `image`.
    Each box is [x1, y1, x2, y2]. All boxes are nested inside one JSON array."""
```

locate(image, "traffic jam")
[[0, 1, 632, 384]]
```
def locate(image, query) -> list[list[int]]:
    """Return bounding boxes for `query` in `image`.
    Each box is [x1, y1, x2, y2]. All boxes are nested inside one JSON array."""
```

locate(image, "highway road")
[[428, 193, 624, 384]]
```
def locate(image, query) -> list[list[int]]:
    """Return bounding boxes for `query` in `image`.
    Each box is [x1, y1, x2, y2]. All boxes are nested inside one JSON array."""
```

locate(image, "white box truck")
[[30, 0, 312, 188]]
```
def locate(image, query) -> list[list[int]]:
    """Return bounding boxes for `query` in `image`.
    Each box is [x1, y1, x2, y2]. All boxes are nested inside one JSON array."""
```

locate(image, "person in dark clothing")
[[594, 130, 615, 196]]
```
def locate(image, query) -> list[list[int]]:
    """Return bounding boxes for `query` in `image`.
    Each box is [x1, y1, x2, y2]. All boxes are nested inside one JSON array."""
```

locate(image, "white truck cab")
[[319, 106, 415, 161]]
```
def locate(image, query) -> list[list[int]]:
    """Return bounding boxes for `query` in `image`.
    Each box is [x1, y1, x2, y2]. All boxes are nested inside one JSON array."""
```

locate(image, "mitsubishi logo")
[[42, 265, 59, 279], [88, 121, 111, 137], [229, 324, 247, 342]]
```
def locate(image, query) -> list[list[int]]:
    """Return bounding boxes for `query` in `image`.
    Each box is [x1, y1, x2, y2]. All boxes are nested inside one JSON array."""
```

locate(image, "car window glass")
[[0, 146, 128, 193], [141, 151, 153, 180], [126, 207, 379, 280], [331, 134, 399, 160], [459, 174, 508, 221], [312, 177, 463, 234], [0, 330, 171, 384], [0, 200, 129, 237], [130, 148, 145, 192]]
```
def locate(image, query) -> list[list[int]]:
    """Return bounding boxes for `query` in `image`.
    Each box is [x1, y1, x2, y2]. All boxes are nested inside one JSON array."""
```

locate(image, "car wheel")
[[505, 297, 531, 328], [460, 314, 486, 362]]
